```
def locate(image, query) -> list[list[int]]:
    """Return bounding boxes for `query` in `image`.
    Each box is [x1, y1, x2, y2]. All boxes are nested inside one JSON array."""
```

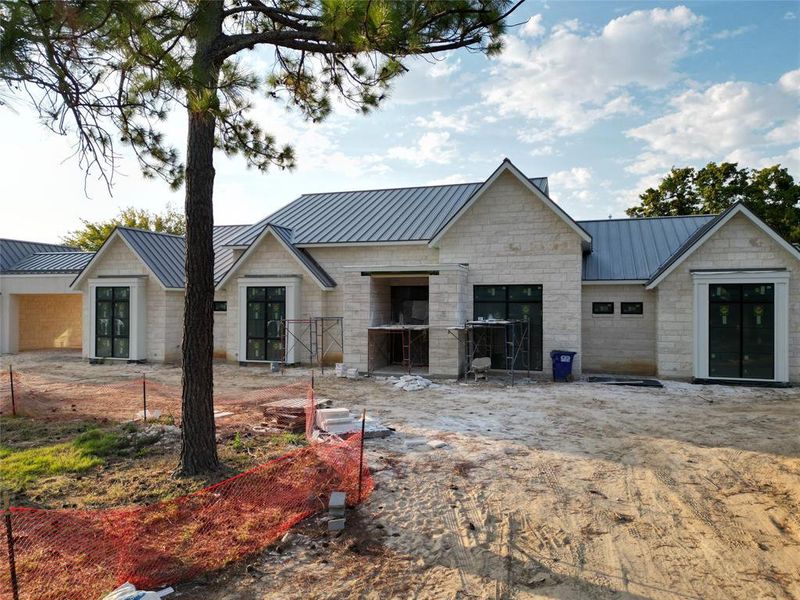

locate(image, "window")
[[592, 302, 614, 315], [96, 286, 130, 358], [473, 285, 543, 370], [213, 301, 227, 312], [621, 302, 643, 315], [246, 286, 285, 361]]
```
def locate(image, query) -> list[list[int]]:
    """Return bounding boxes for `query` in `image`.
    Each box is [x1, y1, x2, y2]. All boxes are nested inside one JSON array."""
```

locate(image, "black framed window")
[[213, 301, 227, 312], [709, 283, 774, 379], [592, 302, 614, 315], [621, 302, 643, 315], [246, 287, 285, 361], [96, 286, 130, 358], [473, 285, 543, 370]]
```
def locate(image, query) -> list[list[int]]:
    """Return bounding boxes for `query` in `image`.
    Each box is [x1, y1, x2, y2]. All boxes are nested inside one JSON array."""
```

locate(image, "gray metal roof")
[[0, 238, 82, 272], [230, 177, 549, 246], [213, 224, 252, 284], [268, 225, 336, 288], [105, 224, 336, 289], [117, 227, 186, 289], [5, 251, 94, 274], [578, 215, 716, 281]]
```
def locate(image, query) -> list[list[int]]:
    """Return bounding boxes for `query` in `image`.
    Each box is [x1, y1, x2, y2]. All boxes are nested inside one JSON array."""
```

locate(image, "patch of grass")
[[73, 429, 127, 456], [271, 432, 307, 447], [0, 443, 102, 491]]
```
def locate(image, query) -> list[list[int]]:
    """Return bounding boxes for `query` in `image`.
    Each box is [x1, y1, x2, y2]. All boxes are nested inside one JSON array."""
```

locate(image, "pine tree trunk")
[[177, 2, 223, 476]]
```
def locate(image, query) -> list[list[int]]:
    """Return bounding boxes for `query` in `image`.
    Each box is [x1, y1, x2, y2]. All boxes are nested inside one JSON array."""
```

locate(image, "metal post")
[[142, 374, 147, 423], [311, 370, 315, 390], [3, 494, 19, 600], [9, 365, 16, 417], [357, 409, 366, 503]]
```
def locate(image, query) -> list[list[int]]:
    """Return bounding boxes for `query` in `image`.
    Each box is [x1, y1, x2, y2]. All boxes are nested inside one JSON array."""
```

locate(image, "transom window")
[[96, 286, 130, 358]]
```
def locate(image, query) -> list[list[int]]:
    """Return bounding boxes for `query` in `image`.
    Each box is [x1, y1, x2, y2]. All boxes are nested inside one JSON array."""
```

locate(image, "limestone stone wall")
[[437, 170, 585, 376], [581, 285, 656, 375], [656, 212, 800, 381]]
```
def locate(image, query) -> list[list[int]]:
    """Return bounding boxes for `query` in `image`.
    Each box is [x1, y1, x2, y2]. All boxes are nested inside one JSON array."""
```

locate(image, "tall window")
[[96, 286, 130, 358], [246, 286, 286, 361], [473, 285, 543, 370]]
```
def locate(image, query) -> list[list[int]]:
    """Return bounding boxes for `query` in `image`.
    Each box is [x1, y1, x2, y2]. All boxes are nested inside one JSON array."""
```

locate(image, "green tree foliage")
[[63, 205, 186, 251], [626, 163, 800, 244], [0, 0, 521, 474]]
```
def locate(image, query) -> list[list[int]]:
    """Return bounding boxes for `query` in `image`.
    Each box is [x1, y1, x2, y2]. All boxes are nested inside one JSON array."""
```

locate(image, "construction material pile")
[[386, 375, 437, 392], [262, 397, 332, 433]]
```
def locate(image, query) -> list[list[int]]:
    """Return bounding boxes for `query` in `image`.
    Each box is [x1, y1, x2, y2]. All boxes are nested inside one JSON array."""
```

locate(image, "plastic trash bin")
[[550, 350, 577, 382]]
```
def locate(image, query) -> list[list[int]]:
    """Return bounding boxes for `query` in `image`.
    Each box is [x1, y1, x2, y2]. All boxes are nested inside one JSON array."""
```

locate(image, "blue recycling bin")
[[550, 350, 577, 382]]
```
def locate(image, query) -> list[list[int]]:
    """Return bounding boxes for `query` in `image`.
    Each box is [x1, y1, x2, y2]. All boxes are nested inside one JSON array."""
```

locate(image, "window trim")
[[88, 277, 146, 360], [692, 270, 789, 383], [237, 277, 299, 363]]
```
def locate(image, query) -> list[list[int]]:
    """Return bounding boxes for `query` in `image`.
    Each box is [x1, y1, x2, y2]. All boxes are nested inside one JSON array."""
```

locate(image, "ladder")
[[401, 329, 412, 374]]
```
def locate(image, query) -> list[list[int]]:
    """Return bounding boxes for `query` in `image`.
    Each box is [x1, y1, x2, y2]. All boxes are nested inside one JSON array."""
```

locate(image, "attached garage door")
[[18, 294, 83, 350]]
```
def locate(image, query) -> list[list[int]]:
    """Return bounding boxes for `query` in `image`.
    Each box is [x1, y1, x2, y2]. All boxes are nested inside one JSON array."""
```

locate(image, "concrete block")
[[328, 518, 346, 532], [404, 438, 428, 448], [428, 440, 447, 449], [329, 491, 346, 510]]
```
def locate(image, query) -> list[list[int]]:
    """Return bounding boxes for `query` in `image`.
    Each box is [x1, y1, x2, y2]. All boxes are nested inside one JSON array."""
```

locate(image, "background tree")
[[0, 0, 522, 474], [626, 162, 800, 244], [63, 205, 186, 251]]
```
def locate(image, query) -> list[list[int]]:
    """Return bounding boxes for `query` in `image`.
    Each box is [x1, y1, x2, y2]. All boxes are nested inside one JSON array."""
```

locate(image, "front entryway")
[[245, 286, 286, 361], [708, 283, 774, 379]]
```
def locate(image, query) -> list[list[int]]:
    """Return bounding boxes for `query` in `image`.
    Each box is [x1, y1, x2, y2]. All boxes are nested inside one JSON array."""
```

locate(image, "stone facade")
[[581, 285, 656, 375], [655, 212, 799, 381], [437, 171, 585, 376]]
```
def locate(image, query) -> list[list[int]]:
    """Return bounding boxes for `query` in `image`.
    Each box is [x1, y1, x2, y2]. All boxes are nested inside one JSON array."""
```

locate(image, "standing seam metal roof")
[[578, 215, 716, 281], [229, 178, 548, 246], [0, 239, 83, 272], [5, 251, 94, 273]]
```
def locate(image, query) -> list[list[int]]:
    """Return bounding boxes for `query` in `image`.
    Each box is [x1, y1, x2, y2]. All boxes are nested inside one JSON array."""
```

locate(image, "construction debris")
[[314, 407, 393, 438], [261, 396, 332, 432], [387, 375, 437, 392], [329, 491, 346, 518]]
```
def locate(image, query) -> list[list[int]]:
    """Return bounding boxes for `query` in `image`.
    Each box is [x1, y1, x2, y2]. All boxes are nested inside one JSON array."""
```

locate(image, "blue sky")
[[1, 1, 798, 242]]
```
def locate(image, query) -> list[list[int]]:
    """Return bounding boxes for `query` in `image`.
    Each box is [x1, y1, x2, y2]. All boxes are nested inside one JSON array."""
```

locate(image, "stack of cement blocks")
[[262, 397, 331, 433], [315, 408, 358, 435], [328, 491, 346, 532], [335, 363, 359, 379]]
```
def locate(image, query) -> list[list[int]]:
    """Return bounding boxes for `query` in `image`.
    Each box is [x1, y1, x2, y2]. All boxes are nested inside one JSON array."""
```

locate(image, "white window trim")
[[237, 277, 300, 363], [88, 277, 146, 361], [692, 270, 790, 383]]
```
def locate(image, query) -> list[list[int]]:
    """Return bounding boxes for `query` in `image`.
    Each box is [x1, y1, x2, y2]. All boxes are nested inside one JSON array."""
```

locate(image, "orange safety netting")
[[0, 370, 311, 427], [0, 379, 372, 600]]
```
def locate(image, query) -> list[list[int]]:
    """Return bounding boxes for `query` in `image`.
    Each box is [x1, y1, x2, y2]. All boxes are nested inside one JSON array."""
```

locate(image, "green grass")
[[0, 443, 103, 491], [0, 425, 163, 492]]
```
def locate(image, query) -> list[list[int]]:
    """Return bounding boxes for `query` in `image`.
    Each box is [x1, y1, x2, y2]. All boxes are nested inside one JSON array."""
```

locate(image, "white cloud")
[[414, 110, 470, 133], [784, 11, 797, 20], [530, 145, 557, 157], [711, 25, 756, 40], [625, 70, 800, 176], [547, 167, 602, 215], [427, 54, 461, 79], [483, 6, 703, 139], [387, 131, 456, 166], [521, 14, 545, 37]]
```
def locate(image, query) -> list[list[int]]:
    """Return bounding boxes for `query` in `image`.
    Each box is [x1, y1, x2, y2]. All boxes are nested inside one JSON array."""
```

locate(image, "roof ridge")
[[0, 237, 74, 246], [294, 176, 547, 198], [117, 226, 185, 239], [578, 214, 718, 223]]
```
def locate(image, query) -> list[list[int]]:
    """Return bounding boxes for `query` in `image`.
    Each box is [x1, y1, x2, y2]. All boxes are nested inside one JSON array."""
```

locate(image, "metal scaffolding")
[[367, 325, 429, 375], [275, 316, 344, 374], [459, 319, 531, 385]]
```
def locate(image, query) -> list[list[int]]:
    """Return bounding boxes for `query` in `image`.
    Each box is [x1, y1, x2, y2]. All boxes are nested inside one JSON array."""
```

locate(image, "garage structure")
[[0, 239, 93, 354]]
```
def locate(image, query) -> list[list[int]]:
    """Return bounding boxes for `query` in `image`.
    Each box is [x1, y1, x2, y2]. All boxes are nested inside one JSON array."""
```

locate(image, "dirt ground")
[[3, 351, 800, 599]]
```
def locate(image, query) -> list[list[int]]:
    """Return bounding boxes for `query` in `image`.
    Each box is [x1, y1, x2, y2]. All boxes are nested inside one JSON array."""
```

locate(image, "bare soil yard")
[[2, 351, 799, 599]]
